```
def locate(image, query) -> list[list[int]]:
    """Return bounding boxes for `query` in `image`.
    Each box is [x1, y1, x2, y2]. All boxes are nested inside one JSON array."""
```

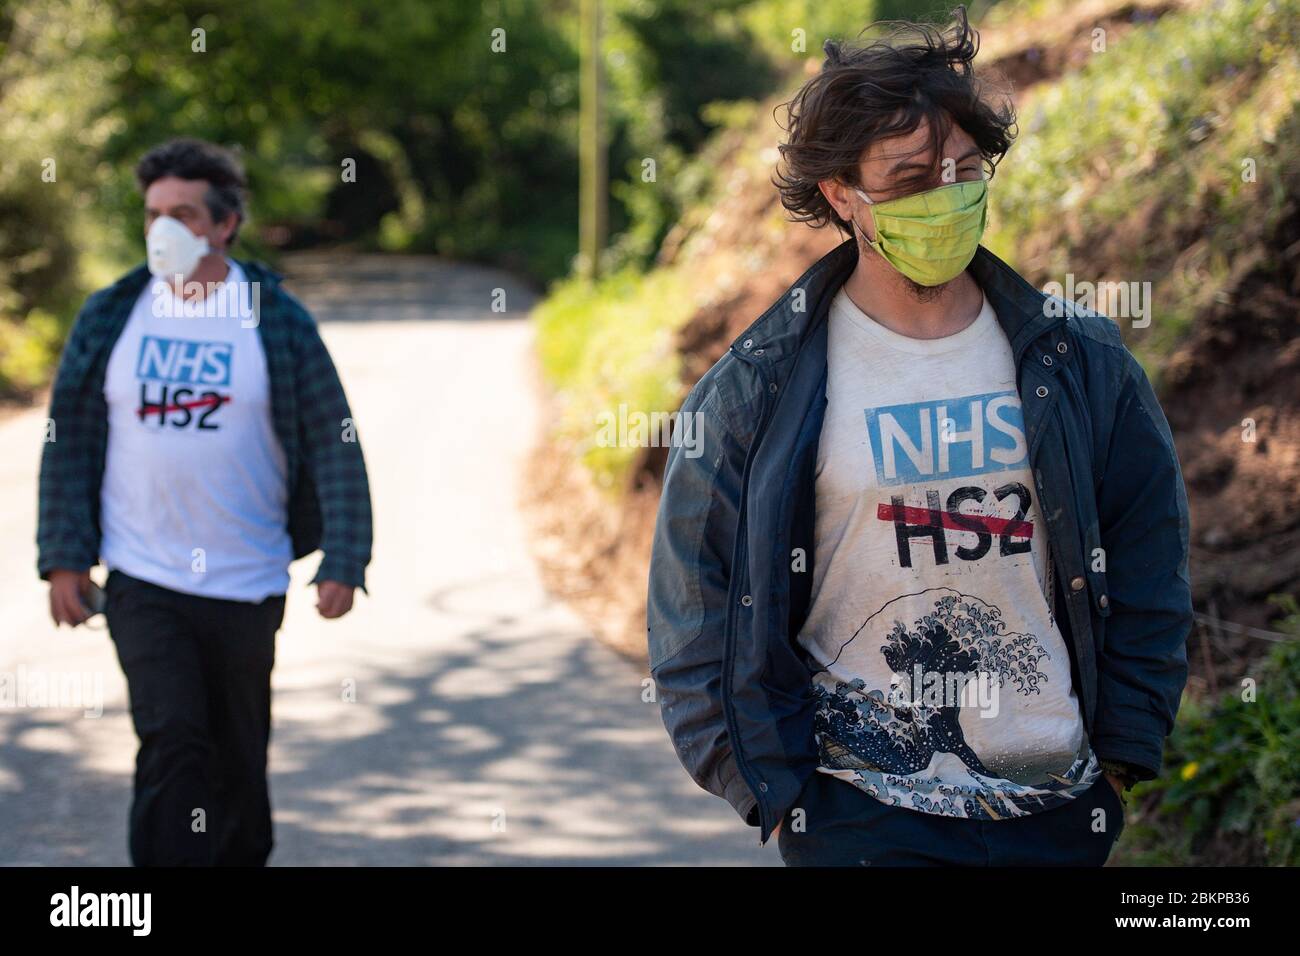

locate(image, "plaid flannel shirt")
[[36, 260, 373, 592]]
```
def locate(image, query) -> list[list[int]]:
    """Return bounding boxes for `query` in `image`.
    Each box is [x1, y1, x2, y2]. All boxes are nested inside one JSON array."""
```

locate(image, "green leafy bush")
[[1123, 598, 1300, 865], [0, 0, 116, 398]]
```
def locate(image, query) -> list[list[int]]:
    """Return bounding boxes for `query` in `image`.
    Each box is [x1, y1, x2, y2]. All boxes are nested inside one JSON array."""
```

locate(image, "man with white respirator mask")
[[37, 138, 373, 866]]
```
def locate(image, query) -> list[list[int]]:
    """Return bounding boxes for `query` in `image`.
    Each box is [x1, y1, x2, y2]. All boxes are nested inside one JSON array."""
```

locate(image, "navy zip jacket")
[[37, 261, 373, 591], [647, 239, 1192, 844]]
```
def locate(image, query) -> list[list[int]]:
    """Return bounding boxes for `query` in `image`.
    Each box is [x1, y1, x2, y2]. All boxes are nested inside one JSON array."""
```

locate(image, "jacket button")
[[1070, 576, 1086, 592], [741, 594, 753, 607], [1036, 385, 1049, 398], [758, 782, 768, 792], [1057, 341, 1068, 354], [1098, 594, 1110, 609], [742, 338, 754, 349], [754, 348, 765, 356], [768, 382, 778, 394], [1042, 355, 1054, 366]]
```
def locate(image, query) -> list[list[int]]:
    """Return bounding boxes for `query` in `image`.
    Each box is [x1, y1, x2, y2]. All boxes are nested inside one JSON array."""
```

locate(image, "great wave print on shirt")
[[811, 587, 1096, 820]]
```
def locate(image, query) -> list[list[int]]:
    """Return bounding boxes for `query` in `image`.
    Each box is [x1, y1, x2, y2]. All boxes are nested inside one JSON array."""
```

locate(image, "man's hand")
[[1104, 772, 1126, 801], [315, 580, 355, 619], [48, 569, 92, 627]]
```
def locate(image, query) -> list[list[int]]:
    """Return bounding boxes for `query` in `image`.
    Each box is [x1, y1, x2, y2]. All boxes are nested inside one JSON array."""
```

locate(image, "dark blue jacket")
[[647, 238, 1192, 844]]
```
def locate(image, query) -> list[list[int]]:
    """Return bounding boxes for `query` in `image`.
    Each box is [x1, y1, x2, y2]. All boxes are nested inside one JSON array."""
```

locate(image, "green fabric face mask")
[[853, 178, 988, 287]]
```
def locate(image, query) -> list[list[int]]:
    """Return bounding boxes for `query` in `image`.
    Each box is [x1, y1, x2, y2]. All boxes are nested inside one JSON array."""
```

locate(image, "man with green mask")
[[647, 9, 1191, 866]]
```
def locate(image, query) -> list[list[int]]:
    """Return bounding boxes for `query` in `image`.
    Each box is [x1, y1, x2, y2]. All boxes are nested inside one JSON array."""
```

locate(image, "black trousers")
[[778, 770, 1126, 866], [105, 569, 285, 867]]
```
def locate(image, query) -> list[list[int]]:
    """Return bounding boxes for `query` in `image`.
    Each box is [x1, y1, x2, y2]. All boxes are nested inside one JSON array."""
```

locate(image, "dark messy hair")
[[773, 6, 1016, 235], [135, 138, 247, 244]]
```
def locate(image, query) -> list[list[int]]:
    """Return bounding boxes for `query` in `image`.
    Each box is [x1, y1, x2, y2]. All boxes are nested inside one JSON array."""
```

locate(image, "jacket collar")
[[728, 237, 1066, 374]]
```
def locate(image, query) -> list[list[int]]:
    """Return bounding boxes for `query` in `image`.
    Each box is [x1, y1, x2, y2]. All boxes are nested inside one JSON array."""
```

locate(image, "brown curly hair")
[[136, 138, 248, 244], [773, 6, 1016, 235]]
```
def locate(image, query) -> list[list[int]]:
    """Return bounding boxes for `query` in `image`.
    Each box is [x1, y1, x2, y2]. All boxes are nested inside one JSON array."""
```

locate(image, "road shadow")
[[0, 707, 131, 865], [267, 608, 771, 866], [0, 613, 771, 866]]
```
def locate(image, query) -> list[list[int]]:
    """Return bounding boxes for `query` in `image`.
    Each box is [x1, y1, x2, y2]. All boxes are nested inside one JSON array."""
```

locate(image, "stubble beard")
[[902, 275, 948, 303]]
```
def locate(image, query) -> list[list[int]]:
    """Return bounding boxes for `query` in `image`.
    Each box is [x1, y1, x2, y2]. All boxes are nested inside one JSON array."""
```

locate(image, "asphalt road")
[[0, 253, 775, 866]]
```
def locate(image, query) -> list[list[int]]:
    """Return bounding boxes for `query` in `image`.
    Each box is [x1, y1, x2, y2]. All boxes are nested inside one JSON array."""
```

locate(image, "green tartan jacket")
[[36, 260, 373, 592]]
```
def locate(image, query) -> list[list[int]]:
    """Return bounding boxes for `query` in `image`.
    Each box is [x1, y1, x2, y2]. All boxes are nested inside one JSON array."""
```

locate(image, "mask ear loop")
[[850, 187, 876, 245]]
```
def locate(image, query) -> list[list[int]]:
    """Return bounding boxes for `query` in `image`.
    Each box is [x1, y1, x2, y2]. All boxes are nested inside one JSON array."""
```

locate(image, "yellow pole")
[[578, 0, 607, 280]]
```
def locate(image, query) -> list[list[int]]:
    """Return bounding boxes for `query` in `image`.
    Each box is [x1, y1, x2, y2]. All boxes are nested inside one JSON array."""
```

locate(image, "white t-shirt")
[[796, 286, 1099, 820], [100, 261, 292, 602]]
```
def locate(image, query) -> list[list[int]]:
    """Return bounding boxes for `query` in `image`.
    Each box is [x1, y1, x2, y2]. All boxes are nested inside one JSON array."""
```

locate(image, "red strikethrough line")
[[137, 394, 231, 417], [876, 502, 1034, 538]]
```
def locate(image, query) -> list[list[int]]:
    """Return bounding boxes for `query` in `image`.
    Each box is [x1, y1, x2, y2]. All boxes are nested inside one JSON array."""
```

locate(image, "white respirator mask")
[[146, 215, 210, 281]]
